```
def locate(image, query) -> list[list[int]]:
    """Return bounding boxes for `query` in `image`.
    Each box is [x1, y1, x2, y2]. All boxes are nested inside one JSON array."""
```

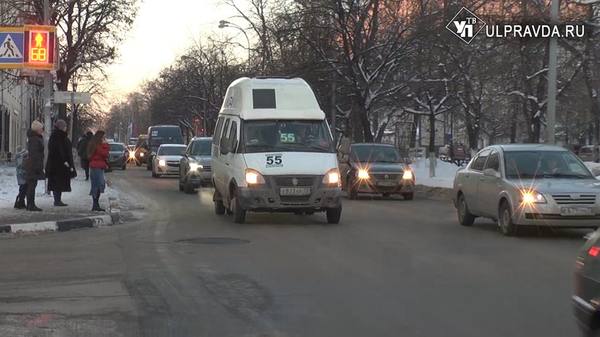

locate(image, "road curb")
[[1, 214, 115, 234]]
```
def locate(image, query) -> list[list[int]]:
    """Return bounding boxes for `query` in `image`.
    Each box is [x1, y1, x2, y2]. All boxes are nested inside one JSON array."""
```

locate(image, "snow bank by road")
[[585, 162, 600, 177], [0, 165, 120, 223], [410, 158, 460, 188]]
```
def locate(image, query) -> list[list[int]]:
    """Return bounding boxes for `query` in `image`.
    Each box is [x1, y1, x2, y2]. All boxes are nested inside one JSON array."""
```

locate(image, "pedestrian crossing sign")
[[0, 27, 24, 69]]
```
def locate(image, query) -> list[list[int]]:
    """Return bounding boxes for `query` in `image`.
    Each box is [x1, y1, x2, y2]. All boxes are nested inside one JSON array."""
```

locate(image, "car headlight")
[[402, 170, 413, 180], [158, 159, 166, 167], [245, 169, 266, 185], [357, 169, 370, 180], [140, 152, 144, 157], [322, 168, 341, 186], [521, 190, 546, 205], [189, 162, 203, 171]]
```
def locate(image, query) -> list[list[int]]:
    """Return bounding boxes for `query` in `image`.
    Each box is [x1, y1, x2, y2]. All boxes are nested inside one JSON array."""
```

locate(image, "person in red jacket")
[[86, 130, 109, 211]]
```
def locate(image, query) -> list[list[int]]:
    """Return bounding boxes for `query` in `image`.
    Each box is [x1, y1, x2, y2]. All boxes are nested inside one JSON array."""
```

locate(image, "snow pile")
[[0, 165, 119, 219], [410, 158, 460, 188], [584, 162, 600, 177]]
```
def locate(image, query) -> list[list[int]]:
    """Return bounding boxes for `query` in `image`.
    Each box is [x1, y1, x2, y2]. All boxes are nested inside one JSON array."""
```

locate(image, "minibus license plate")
[[280, 187, 311, 196], [560, 207, 593, 216]]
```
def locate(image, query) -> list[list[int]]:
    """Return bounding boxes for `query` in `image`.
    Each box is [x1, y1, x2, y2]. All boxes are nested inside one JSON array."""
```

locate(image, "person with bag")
[[77, 130, 93, 180], [46, 119, 76, 207], [24, 121, 45, 211], [13, 147, 28, 209], [87, 130, 109, 212]]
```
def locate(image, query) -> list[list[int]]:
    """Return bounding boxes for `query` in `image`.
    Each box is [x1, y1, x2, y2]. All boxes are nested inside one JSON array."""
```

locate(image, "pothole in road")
[[175, 237, 250, 245]]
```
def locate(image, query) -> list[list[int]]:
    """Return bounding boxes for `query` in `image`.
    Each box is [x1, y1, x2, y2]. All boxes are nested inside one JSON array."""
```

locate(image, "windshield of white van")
[[243, 120, 334, 153]]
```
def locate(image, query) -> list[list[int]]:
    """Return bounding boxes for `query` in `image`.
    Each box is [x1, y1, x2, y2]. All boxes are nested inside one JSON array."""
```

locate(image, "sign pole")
[[546, 0, 559, 144], [42, 0, 53, 193]]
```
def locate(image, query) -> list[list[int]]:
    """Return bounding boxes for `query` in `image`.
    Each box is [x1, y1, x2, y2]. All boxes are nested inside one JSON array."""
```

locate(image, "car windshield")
[[109, 144, 124, 152], [158, 146, 185, 156], [190, 140, 211, 156], [504, 151, 592, 179], [243, 120, 334, 153], [351, 145, 401, 163]]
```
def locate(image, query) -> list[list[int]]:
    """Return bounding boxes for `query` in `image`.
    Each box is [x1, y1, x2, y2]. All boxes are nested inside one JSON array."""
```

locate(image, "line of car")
[[121, 76, 600, 335]]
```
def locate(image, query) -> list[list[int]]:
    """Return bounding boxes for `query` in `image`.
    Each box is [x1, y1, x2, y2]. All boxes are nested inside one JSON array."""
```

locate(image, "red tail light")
[[589, 246, 600, 257]]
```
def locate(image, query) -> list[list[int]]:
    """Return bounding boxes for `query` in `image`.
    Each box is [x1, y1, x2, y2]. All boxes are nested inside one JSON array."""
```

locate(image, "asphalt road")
[[0, 166, 589, 337]]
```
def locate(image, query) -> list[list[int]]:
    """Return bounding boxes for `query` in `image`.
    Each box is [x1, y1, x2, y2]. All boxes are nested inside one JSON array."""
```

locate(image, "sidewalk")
[[0, 165, 120, 227]]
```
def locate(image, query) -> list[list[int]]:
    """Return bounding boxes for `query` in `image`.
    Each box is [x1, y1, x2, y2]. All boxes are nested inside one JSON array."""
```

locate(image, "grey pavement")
[[0, 166, 588, 337]]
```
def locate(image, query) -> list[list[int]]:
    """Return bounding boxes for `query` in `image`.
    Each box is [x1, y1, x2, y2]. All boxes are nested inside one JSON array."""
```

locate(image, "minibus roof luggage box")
[[220, 77, 325, 120]]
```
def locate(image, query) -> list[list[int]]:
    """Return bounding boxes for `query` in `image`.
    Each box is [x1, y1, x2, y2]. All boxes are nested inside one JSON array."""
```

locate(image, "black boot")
[[92, 194, 105, 212], [53, 192, 68, 206], [27, 205, 42, 212], [14, 197, 25, 209]]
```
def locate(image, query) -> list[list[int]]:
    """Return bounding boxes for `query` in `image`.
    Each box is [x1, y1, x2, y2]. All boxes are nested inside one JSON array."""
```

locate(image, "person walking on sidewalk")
[[87, 130, 109, 212], [46, 119, 76, 207], [13, 147, 28, 209], [24, 121, 45, 211], [77, 130, 93, 180]]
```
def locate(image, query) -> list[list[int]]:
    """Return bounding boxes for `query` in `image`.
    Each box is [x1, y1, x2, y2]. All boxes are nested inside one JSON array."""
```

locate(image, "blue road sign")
[[0, 29, 24, 68]]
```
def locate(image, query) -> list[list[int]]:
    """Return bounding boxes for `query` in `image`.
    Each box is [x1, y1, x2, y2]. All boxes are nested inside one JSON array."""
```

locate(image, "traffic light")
[[24, 25, 55, 70]]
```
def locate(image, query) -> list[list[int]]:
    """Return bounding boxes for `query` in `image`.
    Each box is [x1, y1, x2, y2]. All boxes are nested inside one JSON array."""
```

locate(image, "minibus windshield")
[[243, 120, 334, 153]]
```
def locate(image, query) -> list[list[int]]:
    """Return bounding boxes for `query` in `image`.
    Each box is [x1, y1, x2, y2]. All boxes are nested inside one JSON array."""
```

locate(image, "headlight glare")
[[402, 170, 413, 180], [158, 159, 166, 167], [521, 190, 546, 205], [357, 169, 370, 180], [245, 169, 265, 185], [189, 162, 202, 171], [322, 168, 341, 186]]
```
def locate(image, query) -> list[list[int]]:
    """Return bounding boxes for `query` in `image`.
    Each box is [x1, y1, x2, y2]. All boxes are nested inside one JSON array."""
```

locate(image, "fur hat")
[[54, 119, 67, 131], [31, 120, 44, 132]]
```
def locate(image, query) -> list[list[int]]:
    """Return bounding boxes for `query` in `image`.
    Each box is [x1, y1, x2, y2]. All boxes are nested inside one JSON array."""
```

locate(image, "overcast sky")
[[104, 0, 246, 104]]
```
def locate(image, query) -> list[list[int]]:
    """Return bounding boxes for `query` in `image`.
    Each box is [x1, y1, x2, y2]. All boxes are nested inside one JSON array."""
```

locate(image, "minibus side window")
[[213, 117, 224, 146], [219, 119, 231, 150]]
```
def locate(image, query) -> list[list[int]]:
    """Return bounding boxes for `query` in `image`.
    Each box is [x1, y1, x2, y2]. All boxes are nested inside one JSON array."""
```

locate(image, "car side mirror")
[[483, 168, 500, 178]]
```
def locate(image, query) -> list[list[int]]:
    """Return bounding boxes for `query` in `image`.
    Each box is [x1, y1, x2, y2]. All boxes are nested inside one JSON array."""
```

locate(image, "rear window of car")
[[158, 146, 185, 156], [109, 144, 125, 151]]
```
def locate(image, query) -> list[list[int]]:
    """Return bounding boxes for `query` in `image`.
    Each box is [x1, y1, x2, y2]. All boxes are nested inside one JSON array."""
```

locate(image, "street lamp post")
[[218, 20, 251, 63]]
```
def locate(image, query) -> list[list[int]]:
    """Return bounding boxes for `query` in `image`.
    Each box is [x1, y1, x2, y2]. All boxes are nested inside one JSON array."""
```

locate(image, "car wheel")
[[402, 192, 414, 200], [457, 194, 475, 226], [151, 169, 159, 178], [213, 190, 226, 215], [498, 201, 518, 236], [231, 189, 246, 224], [178, 180, 184, 191], [326, 206, 342, 224]]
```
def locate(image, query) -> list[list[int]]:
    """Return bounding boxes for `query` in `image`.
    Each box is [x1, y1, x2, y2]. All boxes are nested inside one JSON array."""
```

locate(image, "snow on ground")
[[0, 164, 121, 224], [410, 158, 461, 189], [585, 162, 600, 177]]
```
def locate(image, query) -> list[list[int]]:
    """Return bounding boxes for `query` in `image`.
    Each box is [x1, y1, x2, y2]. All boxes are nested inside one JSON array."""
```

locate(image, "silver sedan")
[[453, 144, 600, 235]]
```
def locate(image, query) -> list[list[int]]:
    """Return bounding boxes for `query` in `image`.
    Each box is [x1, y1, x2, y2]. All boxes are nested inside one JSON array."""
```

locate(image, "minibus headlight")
[[323, 168, 341, 186], [245, 169, 266, 185], [158, 159, 166, 167], [402, 170, 413, 180]]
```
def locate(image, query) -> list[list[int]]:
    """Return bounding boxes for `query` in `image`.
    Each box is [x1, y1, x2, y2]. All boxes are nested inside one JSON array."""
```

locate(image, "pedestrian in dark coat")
[[46, 119, 76, 206], [77, 130, 93, 180], [24, 121, 45, 211], [87, 130, 109, 212]]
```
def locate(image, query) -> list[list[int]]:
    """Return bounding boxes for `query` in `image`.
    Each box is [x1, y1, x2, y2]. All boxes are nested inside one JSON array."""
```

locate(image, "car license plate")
[[376, 180, 397, 187], [280, 187, 311, 196], [560, 207, 593, 216]]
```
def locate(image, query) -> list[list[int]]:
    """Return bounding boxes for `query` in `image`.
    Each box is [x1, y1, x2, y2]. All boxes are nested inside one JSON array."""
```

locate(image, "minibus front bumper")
[[238, 182, 342, 212]]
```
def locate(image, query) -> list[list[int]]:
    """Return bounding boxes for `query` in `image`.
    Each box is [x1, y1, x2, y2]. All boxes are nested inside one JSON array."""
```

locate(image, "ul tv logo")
[[446, 7, 486, 44]]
